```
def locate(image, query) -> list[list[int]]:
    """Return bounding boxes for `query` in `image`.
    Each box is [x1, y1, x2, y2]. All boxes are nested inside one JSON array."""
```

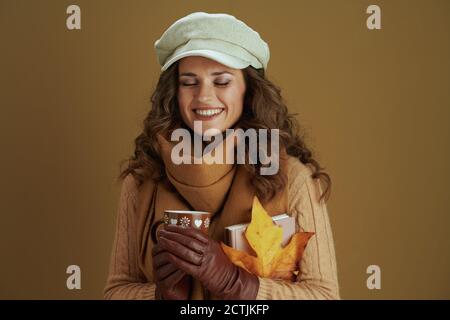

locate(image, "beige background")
[[0, 0, 449, 299]]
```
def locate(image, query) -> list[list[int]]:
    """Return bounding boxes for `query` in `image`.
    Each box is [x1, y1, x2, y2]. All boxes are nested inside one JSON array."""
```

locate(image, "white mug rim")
[[164, 210, 210, 215]]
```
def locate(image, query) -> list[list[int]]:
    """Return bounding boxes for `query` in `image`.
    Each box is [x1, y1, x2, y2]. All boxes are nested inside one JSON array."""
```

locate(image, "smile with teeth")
[[194, 108, 224, 116]]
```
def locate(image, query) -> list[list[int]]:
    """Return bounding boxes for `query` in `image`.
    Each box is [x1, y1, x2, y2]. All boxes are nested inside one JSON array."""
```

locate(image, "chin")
[[187, 120, 224, 136], [200, 127, 225, 139]]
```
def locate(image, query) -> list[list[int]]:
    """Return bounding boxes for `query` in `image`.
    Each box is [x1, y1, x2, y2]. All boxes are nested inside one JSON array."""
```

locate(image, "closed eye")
[[181, 82, 230, 87]]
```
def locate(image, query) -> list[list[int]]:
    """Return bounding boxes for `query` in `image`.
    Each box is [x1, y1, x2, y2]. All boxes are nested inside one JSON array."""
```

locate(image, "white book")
[[224, 214, 296, 254]]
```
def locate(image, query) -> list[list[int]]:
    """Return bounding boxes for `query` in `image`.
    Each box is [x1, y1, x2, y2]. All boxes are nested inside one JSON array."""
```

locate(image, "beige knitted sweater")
[[103, 157, 340, 300]]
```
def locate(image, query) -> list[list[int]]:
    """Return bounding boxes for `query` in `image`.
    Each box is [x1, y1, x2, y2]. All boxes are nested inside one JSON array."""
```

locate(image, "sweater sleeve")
[[103, 174, 157, 300], [256, 159, 340, 300]]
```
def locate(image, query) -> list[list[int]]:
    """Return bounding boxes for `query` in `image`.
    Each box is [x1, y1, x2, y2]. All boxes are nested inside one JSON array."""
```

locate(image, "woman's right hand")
[[152, 242, 192, 300]]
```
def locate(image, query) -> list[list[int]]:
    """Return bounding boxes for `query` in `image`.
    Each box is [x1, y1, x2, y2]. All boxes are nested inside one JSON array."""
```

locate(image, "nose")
[[196, 82, 214, 103]]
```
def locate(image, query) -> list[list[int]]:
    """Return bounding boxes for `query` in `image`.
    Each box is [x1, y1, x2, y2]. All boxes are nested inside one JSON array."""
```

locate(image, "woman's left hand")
[[158, 225, 259, 300]]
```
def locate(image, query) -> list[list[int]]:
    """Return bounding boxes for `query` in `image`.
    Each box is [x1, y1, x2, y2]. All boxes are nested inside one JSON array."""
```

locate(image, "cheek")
[[177, 92, 191, 115], [223, 89, 244, 116]]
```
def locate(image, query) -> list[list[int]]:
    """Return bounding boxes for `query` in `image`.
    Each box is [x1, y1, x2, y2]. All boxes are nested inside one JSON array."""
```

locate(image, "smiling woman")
[[104, 11, 339, 300], [177, 57, 246, 136]]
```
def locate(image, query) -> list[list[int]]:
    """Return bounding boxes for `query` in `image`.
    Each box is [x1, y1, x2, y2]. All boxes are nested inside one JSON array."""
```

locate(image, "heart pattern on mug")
[[194, 219, 202, 228], [170, 218, 178, 225]]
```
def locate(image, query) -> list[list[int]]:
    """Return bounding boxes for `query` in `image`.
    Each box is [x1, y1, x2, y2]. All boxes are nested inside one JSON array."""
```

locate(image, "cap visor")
[[162, 49, 250, 71]]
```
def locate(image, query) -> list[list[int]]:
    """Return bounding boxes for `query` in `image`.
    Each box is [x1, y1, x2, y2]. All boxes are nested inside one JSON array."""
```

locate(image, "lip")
[[192, 107, 225, 110], [192, 107, 225, 121]]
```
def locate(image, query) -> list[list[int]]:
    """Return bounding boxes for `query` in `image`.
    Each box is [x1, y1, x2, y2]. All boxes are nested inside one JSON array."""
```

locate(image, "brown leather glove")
[[158, 225, 259, 300], [151, 243, 192, 300]]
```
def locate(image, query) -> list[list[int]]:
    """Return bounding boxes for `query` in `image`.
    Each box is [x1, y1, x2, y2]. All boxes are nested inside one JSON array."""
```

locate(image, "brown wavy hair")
[[119, 61, 331, 203]]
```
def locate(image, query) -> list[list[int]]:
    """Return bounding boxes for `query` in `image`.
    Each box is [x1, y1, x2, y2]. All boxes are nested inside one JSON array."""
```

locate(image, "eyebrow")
[[179, 71, 234, 77]]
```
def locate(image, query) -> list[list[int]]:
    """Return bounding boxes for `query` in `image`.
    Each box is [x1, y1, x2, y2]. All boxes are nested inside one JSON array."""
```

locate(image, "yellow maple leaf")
[[221, 196, 314, 281]]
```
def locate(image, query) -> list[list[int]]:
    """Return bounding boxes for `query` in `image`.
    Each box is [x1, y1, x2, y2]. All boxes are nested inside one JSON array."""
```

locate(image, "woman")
[[104, 12, 340, 300]]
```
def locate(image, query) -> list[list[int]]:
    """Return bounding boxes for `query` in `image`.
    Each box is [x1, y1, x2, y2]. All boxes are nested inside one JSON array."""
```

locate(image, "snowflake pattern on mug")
[[180, 216, 191, 228], [204, 217, 210, 228], [163, 213, 169, 225]]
